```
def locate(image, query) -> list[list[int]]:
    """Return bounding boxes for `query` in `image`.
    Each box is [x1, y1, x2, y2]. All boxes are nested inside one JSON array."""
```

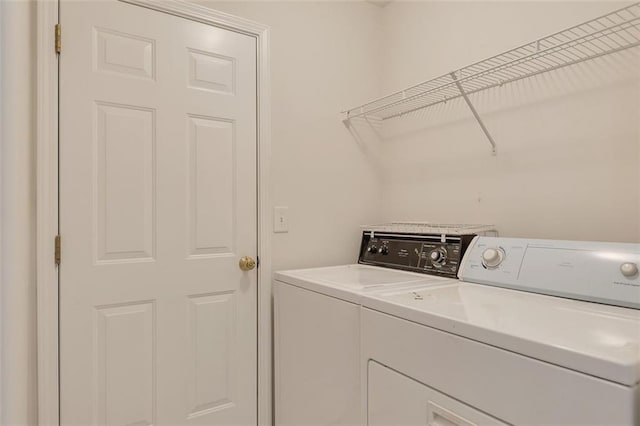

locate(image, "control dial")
[[368, 245, 378, 254], [620, 262, 639, 278], [380, 246, 389, 255], [429, 248, 447, 267], [482, 247, 505, 269]]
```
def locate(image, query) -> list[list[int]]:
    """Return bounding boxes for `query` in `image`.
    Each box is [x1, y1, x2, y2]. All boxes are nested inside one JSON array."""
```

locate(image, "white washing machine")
[[362, 236, 640, 425], [273, 223, 496, 426]]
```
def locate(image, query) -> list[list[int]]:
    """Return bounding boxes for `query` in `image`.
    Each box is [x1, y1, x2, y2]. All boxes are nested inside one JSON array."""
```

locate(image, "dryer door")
[[367, 360, 507, 426]]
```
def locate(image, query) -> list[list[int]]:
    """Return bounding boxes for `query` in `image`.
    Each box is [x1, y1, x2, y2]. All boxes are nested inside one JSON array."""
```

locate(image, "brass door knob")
[[239, 256, 256, 271]]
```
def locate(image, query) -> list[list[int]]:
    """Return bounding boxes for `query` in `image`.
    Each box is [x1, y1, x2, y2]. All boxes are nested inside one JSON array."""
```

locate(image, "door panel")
[[187, 115, 236, 257], [187, 292, 236, 418], [95, 102, 156, 262], [95, 301, 156, 426], [59, 1, 257, 424]]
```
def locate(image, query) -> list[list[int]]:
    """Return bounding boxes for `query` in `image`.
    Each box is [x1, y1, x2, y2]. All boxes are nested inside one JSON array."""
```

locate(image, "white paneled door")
[[59, 1, 257, 424]]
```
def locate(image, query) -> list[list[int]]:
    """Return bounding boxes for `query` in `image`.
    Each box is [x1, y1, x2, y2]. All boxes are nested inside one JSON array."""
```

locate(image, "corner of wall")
[[1, 0, 39, 424]]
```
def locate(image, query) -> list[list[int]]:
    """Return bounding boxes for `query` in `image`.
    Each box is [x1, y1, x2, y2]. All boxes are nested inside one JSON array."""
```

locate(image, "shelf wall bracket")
[[450, 72, 497, 156]]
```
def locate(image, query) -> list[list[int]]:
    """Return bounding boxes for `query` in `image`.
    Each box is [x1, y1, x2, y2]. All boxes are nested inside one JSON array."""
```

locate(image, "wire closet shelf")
[[343, 3, 640, 123]]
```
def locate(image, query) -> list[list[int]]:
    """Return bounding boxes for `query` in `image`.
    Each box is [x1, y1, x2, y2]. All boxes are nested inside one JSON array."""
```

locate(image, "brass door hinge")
[[55, 235, 61, 266], [55, 24, 61, 54]]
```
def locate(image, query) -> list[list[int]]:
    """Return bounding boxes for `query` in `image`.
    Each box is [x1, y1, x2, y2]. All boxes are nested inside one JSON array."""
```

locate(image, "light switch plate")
[[274, 206, 289, 233]]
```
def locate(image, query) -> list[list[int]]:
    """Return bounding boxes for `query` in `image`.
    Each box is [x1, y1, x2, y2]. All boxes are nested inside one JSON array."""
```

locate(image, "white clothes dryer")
[[361, 236, 640, 425]]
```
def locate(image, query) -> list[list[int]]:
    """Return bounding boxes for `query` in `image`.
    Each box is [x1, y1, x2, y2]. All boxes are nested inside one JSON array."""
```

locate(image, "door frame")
[[35, 1, 272, 424]]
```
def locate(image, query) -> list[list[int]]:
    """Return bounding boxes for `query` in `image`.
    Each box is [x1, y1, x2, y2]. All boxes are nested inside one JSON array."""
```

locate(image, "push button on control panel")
[[482, 247, 505, 269], [367, 242, 390, 255], [620, 262, 639, 278], [429, 248, 447, 267]]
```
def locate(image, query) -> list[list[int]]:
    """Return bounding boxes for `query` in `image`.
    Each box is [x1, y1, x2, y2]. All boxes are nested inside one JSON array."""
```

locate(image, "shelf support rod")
[[450, 72, 497, 155]]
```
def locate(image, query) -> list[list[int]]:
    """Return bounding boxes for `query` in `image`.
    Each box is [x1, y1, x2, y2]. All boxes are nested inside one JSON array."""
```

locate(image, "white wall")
[[0, 1, 38, 425], [371, 1, 640, 242]]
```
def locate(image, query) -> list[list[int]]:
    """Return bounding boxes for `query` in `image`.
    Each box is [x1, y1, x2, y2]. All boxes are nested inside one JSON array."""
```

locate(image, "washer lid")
[[275, 264, 451, 304], [364, 282, 640, 386]]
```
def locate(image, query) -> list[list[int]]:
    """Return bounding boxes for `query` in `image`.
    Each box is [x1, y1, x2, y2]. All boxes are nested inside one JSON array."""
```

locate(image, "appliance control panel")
[[358, 231, 476, 278], [460, 236, 640, 309]]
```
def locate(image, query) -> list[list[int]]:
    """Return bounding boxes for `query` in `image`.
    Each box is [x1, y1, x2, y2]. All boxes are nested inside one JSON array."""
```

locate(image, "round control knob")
[[368, 245, 378, 254], [429, 249, 447, 267], [620, 262, 639, 278], [482, 248, 504, 269], [380, 246, 389, 255]]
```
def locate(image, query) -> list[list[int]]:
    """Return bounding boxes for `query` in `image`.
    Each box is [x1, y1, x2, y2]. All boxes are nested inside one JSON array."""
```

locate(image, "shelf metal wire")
[[344, 3, 640, 122]]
